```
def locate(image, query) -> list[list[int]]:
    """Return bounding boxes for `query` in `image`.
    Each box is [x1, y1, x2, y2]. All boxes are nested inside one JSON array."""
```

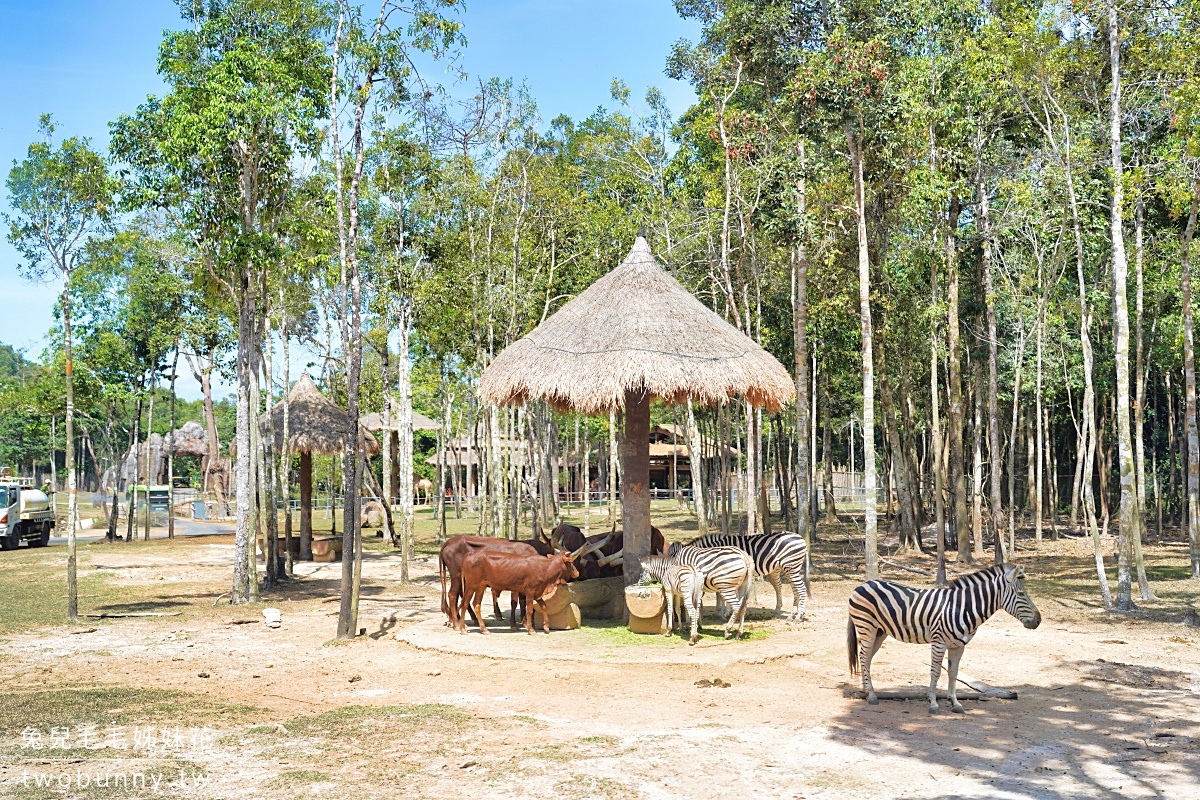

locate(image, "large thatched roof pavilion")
[[267, 372, 379, 560], [480, 236, 794, 581]]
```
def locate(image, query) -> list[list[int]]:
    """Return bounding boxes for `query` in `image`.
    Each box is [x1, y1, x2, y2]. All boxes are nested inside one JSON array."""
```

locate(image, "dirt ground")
[[2, 512, 1199, 800]]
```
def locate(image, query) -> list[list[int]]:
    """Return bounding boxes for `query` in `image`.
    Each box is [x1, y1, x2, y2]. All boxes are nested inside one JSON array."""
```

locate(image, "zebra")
[[847, 563, 1042, 714], [685, 531, 809, 620], [637, 555, 703, 645], [667, 543, 754, 639]]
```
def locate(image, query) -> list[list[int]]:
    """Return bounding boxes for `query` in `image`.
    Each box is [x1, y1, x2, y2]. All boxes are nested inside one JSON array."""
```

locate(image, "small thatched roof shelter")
[[478, 236, 794, 414], [264, 372, 379, 561], [479, 236, 794, 583], [268, 372, 380, 456]]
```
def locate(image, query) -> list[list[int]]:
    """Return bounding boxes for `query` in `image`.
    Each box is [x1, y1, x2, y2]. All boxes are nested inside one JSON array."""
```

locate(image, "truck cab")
[[0, 482, 56, 550]]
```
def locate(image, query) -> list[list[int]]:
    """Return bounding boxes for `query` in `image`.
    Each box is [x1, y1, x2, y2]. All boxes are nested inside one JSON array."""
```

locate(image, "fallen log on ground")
[[844, 675, 1017, 702], [84, 611, 183, 618]]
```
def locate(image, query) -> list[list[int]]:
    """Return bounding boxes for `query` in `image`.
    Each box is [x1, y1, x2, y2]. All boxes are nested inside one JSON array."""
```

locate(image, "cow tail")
[[439, 552, 448, 616]]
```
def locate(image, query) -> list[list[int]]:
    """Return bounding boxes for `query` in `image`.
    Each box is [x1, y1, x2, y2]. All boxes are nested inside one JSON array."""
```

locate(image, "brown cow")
[[439, 535, 555, 629], [458, 549, 580, 634]]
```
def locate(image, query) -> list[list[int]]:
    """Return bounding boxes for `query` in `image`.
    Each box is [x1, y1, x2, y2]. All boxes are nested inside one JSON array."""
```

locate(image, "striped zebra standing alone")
[[667, 543, 754, 639], [847, 564, 1042, 714], [637, 556, 703, 645], [686, 531, 809, 620]]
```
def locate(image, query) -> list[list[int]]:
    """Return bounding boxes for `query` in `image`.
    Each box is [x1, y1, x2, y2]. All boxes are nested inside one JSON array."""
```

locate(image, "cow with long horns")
[[458, 549, 581, 634]]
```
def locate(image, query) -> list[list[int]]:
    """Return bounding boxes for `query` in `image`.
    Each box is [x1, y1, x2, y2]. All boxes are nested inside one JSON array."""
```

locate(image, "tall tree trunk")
[[168, 345, 178, 540], [1180, 181, 1200, 579], [686, 399, 708, 535], [878, 343, 916, 549], [1007, 330, 1026, 555], [125, 399, 140, 543], [971, 360, 985, 559], [231, 282, 255, 604], [1132, 198, 1153, 598], [143, 381, 154, 541], [930, 270, 947, 585], [847, 120, 878, 579], [822, 370, 837, 521], [397, 316, 413, 573], [979, 177, 1004, 563], [945, 197, 970, 562], [62, 273, 78, 622], [1108, 5, 1137, 610], [281, 304, 293, 576], [1036, 259, 1046, 547], [792, 148, 812, 547]]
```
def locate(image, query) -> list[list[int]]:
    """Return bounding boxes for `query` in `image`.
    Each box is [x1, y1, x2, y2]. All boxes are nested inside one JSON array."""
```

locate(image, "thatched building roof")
[[478, 237, 795, 414], [361, 398, 441, 432], [265, 372, 379, 456]]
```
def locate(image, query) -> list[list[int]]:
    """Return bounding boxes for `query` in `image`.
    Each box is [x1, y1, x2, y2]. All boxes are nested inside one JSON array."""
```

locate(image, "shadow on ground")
[[828, 661, 1200, 799]]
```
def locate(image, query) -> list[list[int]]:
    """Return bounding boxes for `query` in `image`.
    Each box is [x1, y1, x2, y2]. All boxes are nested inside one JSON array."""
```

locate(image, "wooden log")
[[844, 680, 1018, 702]]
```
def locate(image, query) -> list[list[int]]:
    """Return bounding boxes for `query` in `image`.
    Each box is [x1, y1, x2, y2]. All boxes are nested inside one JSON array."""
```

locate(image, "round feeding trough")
[[625, 585, 665, 635]]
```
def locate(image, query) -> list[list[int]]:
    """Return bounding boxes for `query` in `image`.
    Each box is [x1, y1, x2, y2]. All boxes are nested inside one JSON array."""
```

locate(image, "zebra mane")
[[946, 564, 1007, 587]]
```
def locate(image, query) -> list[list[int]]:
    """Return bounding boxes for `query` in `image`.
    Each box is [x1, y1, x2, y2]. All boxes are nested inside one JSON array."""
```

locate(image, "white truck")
[[0, 482, 55, 550]]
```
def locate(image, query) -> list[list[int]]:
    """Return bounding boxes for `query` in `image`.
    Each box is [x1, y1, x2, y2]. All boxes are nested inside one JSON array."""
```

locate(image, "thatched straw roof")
[[265, 372, 380, 455], [479, 237, 795, 414], [361, 398, 441, 432]]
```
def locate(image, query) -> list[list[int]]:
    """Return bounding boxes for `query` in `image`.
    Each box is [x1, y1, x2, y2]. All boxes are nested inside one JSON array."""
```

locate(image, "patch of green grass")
[[576, 619, 769, 647], [510, 714, 543, 725], [270, 769, 331, 787], [0, 687, 263, 736], [0, 541, 230, 635], [555, 775, 640, 799], [578, 734, 620, 746], [282, 703, 468, 739]]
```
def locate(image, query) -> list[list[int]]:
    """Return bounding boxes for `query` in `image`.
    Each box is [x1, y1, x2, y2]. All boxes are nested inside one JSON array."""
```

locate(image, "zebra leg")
[[859, 626, 883, 704], [946, 645, 966, 713], [767, 570, 784, 616], [686, 600, 699, 645], [721, 590, 741, 639], [788, 569, 808, 621], [928, 641, 948, 714], [664, 592, 675, 637]]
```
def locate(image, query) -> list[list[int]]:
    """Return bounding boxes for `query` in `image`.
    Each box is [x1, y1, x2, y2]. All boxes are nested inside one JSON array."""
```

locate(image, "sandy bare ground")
[[2, 535, 1199, 800]]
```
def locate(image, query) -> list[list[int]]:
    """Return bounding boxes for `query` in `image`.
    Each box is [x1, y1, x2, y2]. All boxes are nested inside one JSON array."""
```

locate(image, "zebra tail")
[[847, 617, 859, 676]]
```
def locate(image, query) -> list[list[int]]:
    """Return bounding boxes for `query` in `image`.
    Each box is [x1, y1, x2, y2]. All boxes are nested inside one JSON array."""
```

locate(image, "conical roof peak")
[[479, 237, 794, 413]]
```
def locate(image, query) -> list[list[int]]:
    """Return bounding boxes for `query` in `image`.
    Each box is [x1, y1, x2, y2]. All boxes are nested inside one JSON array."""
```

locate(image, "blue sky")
[[0, 0, 700, 399]]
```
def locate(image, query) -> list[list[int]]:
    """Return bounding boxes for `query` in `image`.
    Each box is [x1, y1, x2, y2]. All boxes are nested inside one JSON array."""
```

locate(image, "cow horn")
[[597, 547, 624, 568], [569, 531, 613, 561]]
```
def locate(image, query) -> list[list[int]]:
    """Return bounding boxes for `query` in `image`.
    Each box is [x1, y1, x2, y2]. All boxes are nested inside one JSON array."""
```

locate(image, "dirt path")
[[3, 540, 1199, 799]]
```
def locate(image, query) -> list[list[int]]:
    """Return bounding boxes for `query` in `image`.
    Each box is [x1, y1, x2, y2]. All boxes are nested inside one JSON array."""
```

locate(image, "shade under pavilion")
[[268, 372, 379, 560], [479, 236, 794, 580]]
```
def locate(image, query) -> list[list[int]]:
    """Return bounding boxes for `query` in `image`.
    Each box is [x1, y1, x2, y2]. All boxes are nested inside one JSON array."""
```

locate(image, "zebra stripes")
[[686, 531, 809, 620], [638, 556, 703, 645], [847, 564, 1042, 714], [667, 543, 753, 639]]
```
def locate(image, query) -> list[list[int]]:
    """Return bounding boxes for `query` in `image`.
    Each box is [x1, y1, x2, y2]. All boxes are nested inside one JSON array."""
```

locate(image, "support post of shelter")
[[300, 452, 313, 561], [621, 388, 651, 584]]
